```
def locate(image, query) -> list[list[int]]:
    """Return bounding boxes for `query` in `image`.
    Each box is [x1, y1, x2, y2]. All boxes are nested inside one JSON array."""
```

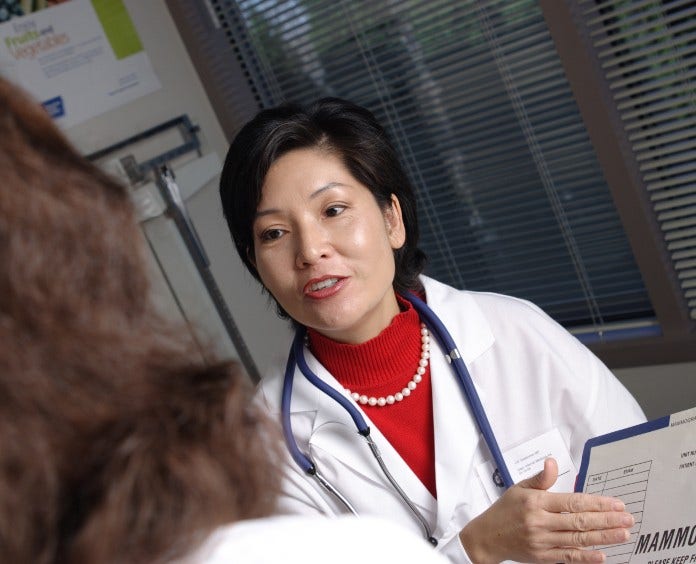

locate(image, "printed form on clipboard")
[[575, 406, 696, 564]]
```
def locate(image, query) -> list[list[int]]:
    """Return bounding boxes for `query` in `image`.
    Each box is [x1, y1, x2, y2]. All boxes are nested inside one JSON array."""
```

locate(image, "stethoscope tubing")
[[282, 325, 437, 542], [405, 292, 514, 488]]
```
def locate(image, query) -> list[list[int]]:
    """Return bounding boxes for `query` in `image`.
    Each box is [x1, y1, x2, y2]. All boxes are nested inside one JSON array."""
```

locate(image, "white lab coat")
[[258, 275, 646, 563], [182, 515, 449, 563]]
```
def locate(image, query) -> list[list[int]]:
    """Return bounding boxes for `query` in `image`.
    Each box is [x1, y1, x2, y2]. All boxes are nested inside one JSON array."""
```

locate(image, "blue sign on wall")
[[42, 95, 64, 118]]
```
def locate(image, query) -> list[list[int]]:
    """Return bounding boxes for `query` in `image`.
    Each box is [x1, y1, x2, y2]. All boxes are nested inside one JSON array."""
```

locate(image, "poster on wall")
[[0, 0, 161, 129]]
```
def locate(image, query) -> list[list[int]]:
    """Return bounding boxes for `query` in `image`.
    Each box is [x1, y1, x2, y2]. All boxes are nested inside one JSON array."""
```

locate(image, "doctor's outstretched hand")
[[459, 458, 634, 563]]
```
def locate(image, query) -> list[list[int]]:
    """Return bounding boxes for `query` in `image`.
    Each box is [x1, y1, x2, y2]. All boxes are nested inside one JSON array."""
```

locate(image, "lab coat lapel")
[[422, 277, 495, 536], [429, 344, 480, 535], [301, 349, 437, 519]]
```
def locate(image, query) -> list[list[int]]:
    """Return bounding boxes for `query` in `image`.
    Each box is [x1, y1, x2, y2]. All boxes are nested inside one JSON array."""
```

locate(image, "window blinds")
[[213, 0, 655, 335], [578, 0, 696, 322]]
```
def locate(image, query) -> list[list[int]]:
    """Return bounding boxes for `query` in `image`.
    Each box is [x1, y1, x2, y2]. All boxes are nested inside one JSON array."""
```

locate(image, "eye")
[[259, 227, 285, 242], [325, 204, 346, 218]]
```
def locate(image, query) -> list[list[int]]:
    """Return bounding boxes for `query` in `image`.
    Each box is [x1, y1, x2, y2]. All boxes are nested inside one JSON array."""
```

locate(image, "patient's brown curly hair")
[[0, 76, 282, 564]]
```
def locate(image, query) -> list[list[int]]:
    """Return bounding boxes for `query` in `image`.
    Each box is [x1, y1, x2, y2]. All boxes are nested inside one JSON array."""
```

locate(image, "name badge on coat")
[[476, 427, 577, 503]]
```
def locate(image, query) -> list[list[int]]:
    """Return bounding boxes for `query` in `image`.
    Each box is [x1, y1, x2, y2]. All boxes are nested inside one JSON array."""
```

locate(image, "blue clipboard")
[[574, 415, 670, 493], [573, 407, 696, 564]]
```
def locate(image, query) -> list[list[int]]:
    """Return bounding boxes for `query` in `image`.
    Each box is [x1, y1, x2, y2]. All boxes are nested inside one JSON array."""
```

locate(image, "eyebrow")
[[255, 182, 347, 218]]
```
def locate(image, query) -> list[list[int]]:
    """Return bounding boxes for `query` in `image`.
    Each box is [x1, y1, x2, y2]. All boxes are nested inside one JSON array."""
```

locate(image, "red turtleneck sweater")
[[308, 298, 437, 497]]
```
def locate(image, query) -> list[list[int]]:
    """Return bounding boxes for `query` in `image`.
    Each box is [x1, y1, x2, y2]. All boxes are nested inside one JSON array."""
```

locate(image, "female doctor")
[[219, 98, 646, 563]]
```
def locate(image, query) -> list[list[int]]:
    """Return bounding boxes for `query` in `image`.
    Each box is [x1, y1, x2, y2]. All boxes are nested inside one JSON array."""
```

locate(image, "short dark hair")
[[219, 97, 426, 317]]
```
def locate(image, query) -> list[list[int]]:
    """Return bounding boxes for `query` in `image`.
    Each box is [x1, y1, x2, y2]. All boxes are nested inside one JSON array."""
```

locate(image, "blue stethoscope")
[[281, 291, 513, 546]]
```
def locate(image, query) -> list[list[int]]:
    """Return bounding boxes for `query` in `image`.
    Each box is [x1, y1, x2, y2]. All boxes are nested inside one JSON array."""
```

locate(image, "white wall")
[[614, 362, 696, 420], [65, 0, 292, 379], [62, 1, 693, 417]]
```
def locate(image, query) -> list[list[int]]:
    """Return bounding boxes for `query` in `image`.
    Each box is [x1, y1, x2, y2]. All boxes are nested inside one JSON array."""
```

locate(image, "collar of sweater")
[[307, 296, 423, 390]]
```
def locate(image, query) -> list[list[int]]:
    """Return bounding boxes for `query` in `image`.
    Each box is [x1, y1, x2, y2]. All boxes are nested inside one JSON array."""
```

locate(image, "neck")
[[307, 293, 421, 387]]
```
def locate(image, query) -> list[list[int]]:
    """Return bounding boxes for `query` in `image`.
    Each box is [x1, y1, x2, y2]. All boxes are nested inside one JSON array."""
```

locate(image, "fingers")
[[517, 458, 626, 517], [531, 501, 634, 562], [520, 525, 630, 563], [552, 508, 634, 533], [519, 457, 559, 491], [543, 548, 607, 563], [464, 470, 634, 564], [542, 491, 626, 514], [556, 526, 631, 548]]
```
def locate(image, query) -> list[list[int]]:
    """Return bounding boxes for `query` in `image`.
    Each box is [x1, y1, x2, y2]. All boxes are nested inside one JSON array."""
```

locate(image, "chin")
[[313, 317, 359, 339]]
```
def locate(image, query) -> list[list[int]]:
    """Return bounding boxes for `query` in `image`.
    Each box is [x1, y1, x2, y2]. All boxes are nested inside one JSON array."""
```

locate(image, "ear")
[[246, 246, 256, 268], [384, 194, 406, 250]]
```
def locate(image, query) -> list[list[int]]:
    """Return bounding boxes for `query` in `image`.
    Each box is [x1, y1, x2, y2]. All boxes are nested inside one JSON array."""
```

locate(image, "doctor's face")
[[252, 147, 406, 344]]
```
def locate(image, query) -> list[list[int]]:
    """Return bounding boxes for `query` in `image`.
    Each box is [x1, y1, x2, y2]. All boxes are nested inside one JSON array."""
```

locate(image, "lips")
[[303, 276, 346, 298]]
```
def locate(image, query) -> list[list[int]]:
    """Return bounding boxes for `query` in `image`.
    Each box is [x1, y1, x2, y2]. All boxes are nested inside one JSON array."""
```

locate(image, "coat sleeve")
[[474, 292, 647, 465], [558, 324, 647, 463], [439, 534, 474, 563], [529, 297, 646, 459]]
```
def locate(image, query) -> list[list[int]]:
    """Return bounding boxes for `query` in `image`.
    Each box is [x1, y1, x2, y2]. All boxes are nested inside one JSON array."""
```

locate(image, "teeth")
[[310, 278, 338, 291]]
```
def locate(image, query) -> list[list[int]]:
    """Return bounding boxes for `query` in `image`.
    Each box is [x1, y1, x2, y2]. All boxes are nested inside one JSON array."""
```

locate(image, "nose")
[[295, 220, 331, 268]]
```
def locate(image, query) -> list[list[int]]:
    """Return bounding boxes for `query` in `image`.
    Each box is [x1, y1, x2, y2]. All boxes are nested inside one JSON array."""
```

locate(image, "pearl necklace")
[[345, 324, 430, 407]]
